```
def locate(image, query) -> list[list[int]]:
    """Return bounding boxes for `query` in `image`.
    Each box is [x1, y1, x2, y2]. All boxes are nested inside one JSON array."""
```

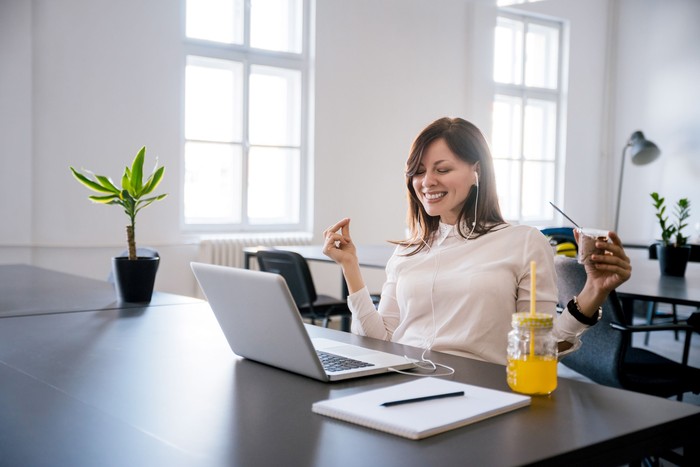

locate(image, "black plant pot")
[[655, 244, 691, 277], [112, 256, 160, 302]]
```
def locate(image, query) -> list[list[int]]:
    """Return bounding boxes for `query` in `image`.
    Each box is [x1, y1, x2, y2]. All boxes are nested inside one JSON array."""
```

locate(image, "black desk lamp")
[[614, 130, 661, 233]]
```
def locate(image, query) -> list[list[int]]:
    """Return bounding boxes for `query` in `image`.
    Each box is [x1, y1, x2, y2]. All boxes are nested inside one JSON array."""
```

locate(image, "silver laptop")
[[191, 262, 416, 382]]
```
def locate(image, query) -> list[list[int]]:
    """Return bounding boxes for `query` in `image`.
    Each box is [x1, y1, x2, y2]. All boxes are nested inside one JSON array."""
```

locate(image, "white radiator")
[[198, 233, 312, 269]]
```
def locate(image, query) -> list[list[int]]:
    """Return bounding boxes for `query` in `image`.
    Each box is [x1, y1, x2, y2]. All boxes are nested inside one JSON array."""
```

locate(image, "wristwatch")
[[566, 295, 602, 326]]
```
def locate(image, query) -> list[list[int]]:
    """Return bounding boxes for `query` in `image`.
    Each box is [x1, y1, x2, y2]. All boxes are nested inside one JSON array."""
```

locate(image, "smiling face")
[[411, 138, 478, 225]]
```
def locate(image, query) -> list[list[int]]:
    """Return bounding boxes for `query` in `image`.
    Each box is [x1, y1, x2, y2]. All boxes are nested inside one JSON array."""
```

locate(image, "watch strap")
[[566, 296, 601, 326]]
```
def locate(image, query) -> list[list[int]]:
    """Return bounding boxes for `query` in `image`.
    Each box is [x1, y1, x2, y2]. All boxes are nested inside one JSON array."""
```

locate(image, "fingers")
[[607, 231, 625, 250], [596, 231, 629, 263], [322, 218, 352, 254], [341, 218, 351, 238], [590, 231, 632, 283], [324, 217, 350, 236]]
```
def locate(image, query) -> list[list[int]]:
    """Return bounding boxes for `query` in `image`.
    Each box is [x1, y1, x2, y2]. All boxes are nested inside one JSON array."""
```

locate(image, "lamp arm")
[[614, 143, 630, 233]]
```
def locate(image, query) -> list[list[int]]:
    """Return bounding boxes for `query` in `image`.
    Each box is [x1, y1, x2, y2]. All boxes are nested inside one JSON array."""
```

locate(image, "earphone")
[[389, 236, 455, 377], [391, 169, 480, 377], [467, 172, 479, 237]]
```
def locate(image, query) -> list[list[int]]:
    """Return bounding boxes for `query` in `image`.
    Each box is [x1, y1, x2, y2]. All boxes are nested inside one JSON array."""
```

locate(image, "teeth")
[[425, 192, 446, 200]]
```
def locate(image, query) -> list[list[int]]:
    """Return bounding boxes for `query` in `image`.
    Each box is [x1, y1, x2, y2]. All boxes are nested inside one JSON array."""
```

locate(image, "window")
[[183, 0, 311, 231], [491, 13, 564, 224]]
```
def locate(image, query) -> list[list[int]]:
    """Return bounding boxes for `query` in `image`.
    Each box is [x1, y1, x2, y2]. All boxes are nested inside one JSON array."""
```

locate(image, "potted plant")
[[71, 146, 167, 301], [650, 192, 691, 277]]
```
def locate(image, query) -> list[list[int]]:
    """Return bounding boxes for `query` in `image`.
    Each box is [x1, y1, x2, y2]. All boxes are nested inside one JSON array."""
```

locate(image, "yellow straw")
[[530, 261, 536, 316], [530, 261, 536, 357]]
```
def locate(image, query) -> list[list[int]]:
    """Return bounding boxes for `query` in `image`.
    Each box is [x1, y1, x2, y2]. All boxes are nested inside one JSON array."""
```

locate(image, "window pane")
[[184, 142, 242, 223], [250, 0, 303, 53], [249, 65, 301, 146], [186, 0, 243, 45], [523, 98, 556, 161], [247, 147, 300, 224], [491, 95, 522, 158], [494, 159, 521, 220], [186, 56, 243, 142], [525, 23, 559, 89], [494, 17, 523, 85], [522, 161, 555, 220]]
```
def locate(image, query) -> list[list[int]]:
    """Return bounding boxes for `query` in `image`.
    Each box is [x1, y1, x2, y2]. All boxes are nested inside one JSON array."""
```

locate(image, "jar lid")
[[511, 312, 554, 328]]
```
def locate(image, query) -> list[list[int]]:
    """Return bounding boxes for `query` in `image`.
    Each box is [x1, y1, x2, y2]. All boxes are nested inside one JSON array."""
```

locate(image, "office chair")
[[256, 249, 351, 331], [554, 256, 700, 400], [107, 247, 160, 283], [540, 227, 577, 257], [644, 243, 700, 345]]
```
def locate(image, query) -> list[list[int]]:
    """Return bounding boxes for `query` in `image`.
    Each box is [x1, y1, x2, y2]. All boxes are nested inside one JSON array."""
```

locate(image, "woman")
[[323, 117, 631, 365]]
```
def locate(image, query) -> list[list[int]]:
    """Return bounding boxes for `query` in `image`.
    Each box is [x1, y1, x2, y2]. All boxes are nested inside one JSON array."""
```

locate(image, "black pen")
[[380, 391, 465, 407]]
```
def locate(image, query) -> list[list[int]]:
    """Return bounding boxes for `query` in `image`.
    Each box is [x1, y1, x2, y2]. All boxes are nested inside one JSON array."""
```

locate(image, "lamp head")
[[628, 130, 660, 165]]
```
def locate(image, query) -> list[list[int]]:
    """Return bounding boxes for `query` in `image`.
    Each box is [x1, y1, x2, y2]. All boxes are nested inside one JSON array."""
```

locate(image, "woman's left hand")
[[576, 230, 632, 294]]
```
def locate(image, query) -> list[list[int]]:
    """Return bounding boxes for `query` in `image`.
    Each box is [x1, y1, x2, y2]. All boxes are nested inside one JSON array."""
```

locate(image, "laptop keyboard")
[[316, 350, 375, 373]]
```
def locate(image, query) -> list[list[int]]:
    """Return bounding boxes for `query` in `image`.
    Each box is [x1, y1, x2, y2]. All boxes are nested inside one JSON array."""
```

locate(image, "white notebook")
[[312, 377, 531, 440]]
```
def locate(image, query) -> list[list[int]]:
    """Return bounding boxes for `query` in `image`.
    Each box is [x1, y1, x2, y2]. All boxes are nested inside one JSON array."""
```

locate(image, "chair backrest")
[[255, 250, 317, 309], [554, 256, 627, 388], [540, 227, 577, 252], [540, 227, 575, 241]]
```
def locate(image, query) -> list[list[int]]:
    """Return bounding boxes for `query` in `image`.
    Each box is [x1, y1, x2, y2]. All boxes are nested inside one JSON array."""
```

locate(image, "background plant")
[[71, 146, 167, 260], [650, 192, 691, 247]]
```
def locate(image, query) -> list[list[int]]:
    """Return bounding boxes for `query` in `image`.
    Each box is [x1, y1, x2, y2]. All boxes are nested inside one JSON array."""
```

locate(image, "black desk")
[[0, 264, 201, 318], [617, 249, 700, 309], [0, 301, 698, 466]]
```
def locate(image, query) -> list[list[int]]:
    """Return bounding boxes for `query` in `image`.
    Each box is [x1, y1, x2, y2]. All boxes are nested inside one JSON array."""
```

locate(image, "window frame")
[[492, 10, 567, 225], [181, 0, 313, 233]]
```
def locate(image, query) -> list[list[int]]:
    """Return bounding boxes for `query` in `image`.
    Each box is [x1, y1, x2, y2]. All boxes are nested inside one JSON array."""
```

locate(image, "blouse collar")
[[436, 222, 456, 246]]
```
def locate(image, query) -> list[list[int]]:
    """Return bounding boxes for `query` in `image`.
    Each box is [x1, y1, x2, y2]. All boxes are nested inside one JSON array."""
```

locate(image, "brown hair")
[[400, 117, 505, 254]]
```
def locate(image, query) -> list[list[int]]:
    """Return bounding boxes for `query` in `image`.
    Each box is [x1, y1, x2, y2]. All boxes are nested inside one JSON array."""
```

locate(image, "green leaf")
[[88, 194, 120, 203], [130, 146, 145, 197], [135, 194, 168, 215], [70, 167, 115, 194], [121, 170, 130, 192], [95, 175, 120, 194], [142, 166, 165, 196]]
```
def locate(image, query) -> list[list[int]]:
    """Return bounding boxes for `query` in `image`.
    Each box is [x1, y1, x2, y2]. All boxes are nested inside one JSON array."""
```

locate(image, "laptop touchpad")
[[313, 338, 370, 357]]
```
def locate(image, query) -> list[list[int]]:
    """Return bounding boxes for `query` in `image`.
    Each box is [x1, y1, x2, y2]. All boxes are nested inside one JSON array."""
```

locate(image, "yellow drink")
[[507, 355, 558, 395]]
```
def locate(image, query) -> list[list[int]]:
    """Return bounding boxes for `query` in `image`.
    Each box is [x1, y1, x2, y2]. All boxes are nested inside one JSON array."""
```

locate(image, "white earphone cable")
[[390, 235, 455, 377]]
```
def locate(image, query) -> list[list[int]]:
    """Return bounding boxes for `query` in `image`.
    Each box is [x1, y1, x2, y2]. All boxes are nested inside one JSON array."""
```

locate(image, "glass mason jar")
[[506, 312, 558, 395]]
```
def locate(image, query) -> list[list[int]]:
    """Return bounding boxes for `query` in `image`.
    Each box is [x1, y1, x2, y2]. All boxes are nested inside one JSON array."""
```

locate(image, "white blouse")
[[347, 223, 589, 365]]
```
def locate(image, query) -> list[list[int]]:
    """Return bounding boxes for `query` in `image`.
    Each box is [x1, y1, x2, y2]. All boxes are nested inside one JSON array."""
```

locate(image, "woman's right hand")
[[322, 218, 357, 267], [323, 218, 367, 295]]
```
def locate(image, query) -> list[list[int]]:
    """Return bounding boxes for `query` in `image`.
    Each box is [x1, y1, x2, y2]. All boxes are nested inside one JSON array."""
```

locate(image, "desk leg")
[[619, 296, 635, 324], [341, 277, 349, 298], [686, 440, 699, 465], [244, 251, 256, 270]]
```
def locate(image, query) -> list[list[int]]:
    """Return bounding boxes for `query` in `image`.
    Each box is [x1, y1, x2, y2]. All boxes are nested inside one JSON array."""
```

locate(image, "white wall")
[[506, 0, 612, 229], [2, 0, 698, 298], [313, 0, 497, 293], [612, 0, 700, 245], [0, 0, 33, 264], [519, 0, 700, 243]]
